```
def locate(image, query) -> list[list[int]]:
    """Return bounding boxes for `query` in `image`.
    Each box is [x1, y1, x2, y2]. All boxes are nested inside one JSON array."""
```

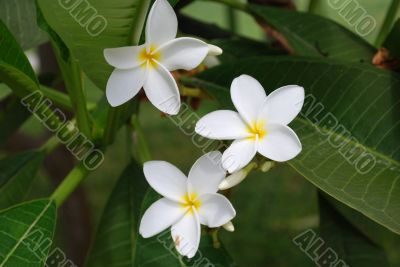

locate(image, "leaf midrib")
[[295, 117, 400, 169]]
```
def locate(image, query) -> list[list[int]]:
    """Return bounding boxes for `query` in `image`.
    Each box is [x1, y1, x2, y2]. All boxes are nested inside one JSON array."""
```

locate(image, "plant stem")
[[62, 58, 92, 139], [103, 105, 125, 145], [227, 7, 237, 32], [39, 85, 73, 110], [180, 86, 210, 99], [40, 135, 61, 154], [308, 0, 318, 12], [131, 114, 152, 164], [41, 86, 96, 111], [50, 163, 89, 207], [375, 0, 400, 47], [200, 0, 248, 12]]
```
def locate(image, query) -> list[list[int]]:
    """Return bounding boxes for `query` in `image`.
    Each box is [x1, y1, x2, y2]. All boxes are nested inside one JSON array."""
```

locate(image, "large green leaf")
[[326, 195, 400, 265], [319, 194, 389, 266], [249, 5, 376, 62], [0, 19, 39, 97], [0, 0, 48, 50], [0, 199, 57, 267], [36, 0, 152, 90], [187, 56, 400, 234], [0, 20, 67, 134], [0, 151, 45, 209], [85, 161, 148, 267]]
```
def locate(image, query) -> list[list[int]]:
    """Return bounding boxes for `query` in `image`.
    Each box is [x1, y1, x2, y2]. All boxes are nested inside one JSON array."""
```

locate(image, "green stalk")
[[40, 135, 61, 154], [131, 114, 152, 163], [227, 7, 237, 33], [308, 0, 318, 12], [103, 105, 125, 145], [51, 38, 92, 139], [103, 0, 151, 145], [375, 0, 400, 47], [39, 85, 73, 111], [40, 85, 96, 111], [60, 58, 92, 139], [200, 0, 248, 12], [50, 163, 89, 207]]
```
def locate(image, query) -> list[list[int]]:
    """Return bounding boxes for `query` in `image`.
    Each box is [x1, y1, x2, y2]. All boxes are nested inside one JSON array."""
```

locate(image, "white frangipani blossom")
[[104, 0, 222, 115], [139, 152, 236, 258], [195, 75, 304, 173]]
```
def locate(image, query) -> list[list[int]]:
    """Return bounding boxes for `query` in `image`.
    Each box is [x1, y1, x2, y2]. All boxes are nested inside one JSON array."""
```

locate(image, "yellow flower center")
[[181, 193, 201, 212], [138, 45, 160, 68], [247, 120, 267, 140]]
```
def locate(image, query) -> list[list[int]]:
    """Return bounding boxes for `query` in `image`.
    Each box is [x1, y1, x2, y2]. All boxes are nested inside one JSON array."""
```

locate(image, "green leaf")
[[383, 19, 400, 59], [0, 199, 57, 267], [36, 0, 153, 90], [249, 5, 376, 62], [319, 194, 390, 266], [0, 0, 48, 50], [85, 161, 148, 267], [0, 151, 45, 210], [0, 95, 31, 147], [188, 56, 400, 234], [0, 20, 67, 133], [326, 195, 400, 265], [0, 19, 39, 97]]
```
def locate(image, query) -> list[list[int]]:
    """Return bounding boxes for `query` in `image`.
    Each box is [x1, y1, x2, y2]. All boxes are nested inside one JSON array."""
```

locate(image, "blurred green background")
[[3, 0, 399, 266]]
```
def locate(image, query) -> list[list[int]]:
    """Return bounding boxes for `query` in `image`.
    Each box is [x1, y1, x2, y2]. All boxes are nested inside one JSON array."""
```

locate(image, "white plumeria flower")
[[139, 151, 236, 258], [104, 0, 222, 115], [195, 75, 304, 173]]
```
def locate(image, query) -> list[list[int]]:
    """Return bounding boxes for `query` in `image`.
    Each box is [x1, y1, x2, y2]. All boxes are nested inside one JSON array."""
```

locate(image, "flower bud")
[[219, 169, 247, 190], [222, 221, 235, 232], [207, 44, 223, 56]]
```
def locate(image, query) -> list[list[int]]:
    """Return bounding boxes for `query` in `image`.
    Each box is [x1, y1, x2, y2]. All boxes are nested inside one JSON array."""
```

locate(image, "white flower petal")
[[222, 138, 257, 173], [143, 161, 187, 202], [231, 75, 267, 125], [188, 152, 225, 196], [157, 37, 209, 71], [104, 45, 146, 69], [258, 85, 304, 125], [171, 211, 201, 258], [139, 198, 186, 238], [143, 62, 180, 115], [146, 0, 177, 46], [106, 67, 146, 107], [198, 193, 236, 228], [195, 110, 250, 140], [257, 124, 302, 162]]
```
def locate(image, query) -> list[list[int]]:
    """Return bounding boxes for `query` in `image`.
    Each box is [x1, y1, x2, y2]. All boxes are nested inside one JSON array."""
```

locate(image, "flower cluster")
[[104, 0, 304, 259]]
